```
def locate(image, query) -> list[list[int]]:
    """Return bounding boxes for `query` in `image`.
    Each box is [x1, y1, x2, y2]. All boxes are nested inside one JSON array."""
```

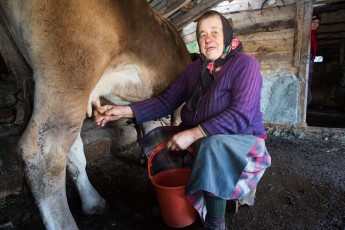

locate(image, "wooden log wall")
[[230, 1, 298, 75], [181, 0, 301, 75]]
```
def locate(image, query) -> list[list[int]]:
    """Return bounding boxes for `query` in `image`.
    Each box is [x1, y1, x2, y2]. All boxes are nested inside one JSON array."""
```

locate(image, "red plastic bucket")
[[148, 142, 196, 228]]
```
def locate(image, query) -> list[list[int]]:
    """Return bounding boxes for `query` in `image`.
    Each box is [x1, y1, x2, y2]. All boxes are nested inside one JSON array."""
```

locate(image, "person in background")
[[93, 10, 271, 230], [308, 13, 321, 105]]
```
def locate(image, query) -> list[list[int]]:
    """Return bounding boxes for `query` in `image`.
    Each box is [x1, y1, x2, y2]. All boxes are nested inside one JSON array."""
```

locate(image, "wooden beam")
[[317, 30, 345, 34], [149, 0, 163, 9], [320, 22, 345, 26], [238, 28, 295, 41], [160, 0, 191, 18], [171, 0, 228, 31], [293, 0, 312, 68], [153, 0, 167, 11], [182, 24, 296, 44], [313, 1, 345, 12], [236, 19, 295, 35], [293, 0, 313, 125], [214, 0, 295, 14], [250, 50, 294, 65], [180, 3, 296, 39], [242, 38, 294, 53]]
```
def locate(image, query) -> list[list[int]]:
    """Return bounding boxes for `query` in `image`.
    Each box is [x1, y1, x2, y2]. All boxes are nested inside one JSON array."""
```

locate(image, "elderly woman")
[[94, 10, 271, 230]]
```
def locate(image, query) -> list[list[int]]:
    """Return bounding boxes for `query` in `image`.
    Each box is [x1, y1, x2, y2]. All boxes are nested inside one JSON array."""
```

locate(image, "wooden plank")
[[149, 0, 163, 9], [318, 39, 341, 47], [242, 38, 294, 53], [314, 1, 345, 12], [180, 4, 296, 37], [235, 19, 295, 35], [293, 0, 313, 125], [292, 0, 306, 67], [237, 28, 295, 41], [316, 31, 345, 41], [318, 9, 345, 23], [318, 22, 345, 35], [172, 0, 227, 31], [249, 50, 294, 65], [228, 4, 296, 29], [161, 0, 191, 18], [182, 27, 295, 44], [213, 0, 295, 14]]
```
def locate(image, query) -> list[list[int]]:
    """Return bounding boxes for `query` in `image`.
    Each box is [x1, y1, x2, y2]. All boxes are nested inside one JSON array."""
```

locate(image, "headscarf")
[[312, 13, 321, 21], [186, 10, 243, 111]]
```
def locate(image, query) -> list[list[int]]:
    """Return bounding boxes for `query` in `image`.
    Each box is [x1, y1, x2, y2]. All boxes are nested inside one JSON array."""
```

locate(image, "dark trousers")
[[307, 58, 314, 105]]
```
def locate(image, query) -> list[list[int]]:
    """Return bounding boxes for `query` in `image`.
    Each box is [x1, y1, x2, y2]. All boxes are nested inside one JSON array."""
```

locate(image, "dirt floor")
[[0, 129, 345, 230]]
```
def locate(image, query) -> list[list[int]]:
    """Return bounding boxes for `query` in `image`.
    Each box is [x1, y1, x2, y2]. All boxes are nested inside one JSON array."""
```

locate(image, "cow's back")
[[2, 0, 190, 106]]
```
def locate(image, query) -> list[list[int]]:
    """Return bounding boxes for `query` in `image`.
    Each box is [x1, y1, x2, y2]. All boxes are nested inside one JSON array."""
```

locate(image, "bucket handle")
[[147, 141, 196, 180]]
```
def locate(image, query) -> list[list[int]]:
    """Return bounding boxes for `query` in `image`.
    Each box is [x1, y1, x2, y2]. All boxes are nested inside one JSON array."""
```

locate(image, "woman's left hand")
[[166, 126, 205, 151]]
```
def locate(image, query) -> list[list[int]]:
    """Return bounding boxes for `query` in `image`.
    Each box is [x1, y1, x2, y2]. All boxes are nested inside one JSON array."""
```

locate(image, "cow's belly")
[[87, 63, 154, 115]]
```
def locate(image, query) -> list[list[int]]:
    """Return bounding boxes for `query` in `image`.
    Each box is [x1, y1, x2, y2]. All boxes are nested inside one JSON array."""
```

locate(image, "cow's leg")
[[67, 135, 108, 215], [19, 113, 82, 230]]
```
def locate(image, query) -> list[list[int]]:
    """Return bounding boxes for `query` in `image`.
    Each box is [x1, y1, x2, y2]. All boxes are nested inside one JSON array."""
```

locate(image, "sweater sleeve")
[[130, 65, 192, 124], [200, 55, 263, 135]]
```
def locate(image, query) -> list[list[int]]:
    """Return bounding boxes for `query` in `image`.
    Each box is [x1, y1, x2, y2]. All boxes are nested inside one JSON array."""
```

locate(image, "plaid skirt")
[[140, 126, 271, 222]]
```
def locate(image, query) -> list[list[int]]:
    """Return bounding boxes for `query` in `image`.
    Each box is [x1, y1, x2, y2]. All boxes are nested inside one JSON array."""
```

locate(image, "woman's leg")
[[204, 192, 227, 230]]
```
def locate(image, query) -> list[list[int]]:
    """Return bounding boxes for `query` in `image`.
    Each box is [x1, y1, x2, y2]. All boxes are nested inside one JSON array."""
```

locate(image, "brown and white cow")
[[0, 0, 191, 229]]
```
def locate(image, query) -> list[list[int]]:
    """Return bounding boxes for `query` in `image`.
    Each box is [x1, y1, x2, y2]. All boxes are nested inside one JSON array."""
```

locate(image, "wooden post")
[[293, 0, 313, 125]]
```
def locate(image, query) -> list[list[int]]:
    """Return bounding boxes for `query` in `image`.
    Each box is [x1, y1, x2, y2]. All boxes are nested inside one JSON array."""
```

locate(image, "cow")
[[0, 0, 191, 229]]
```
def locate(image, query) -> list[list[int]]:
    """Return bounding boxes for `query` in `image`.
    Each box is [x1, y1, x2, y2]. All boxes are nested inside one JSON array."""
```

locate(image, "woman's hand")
[[93, 105, 134, 126], [166, 126, 205, 151]]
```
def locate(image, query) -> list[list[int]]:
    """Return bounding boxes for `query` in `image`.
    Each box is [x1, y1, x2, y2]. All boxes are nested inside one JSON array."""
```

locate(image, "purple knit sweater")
[[130, 52, 266, 136]]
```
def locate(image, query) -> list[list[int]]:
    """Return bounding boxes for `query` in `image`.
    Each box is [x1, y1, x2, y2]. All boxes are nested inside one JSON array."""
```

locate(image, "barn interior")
[[0, 0, 345, 229], [306, 0, 345, 128], [1, 0, 345, 198]]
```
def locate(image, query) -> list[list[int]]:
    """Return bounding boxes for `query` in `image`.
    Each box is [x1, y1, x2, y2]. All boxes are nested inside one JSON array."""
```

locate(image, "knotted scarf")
[[186, 11, 243, 111]]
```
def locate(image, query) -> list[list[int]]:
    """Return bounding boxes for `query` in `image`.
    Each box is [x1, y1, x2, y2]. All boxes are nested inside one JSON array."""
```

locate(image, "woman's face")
[[198, 15, 224, 60], [311, 19, 320, 30]]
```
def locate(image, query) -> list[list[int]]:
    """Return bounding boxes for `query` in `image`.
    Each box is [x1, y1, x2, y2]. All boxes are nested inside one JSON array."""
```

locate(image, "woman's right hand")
[[93, 105, 134, 126], [166, 126, 205, 151]]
